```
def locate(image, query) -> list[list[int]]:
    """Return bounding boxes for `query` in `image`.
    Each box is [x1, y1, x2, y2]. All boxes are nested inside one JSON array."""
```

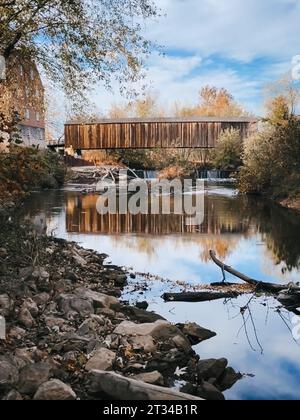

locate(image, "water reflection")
[[20, 185, 300, 400], [62, 189, 300, 272]]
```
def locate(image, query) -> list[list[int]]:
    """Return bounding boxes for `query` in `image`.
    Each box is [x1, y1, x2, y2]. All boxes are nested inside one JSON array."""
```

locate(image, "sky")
[[91, 0, 300, 116]]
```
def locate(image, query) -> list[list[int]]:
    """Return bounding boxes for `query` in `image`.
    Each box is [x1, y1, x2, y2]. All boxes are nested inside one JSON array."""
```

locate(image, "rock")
[[87, 371, 202, 400], [33, 293, 51, 306], [85, 348, 116, 372], [34, 380, 77, 401], [57, 294, 94, 318], [44, 316, 67, 329], [19, 307, 35, 328], [0, 247, 8, 258], [134, 371, 164, 386], [122, 306, 165, 323], [178, 323, 217, 345], [136, 301, 149, 310], [197, 359, 228, 382], [0, 294, 13, 316], [2, 389, 23, 400], [0, 358, 19, 391], [13, 349, 34, 369], [197, 382, 225, 401], [128, 335, 157, 353], [72, 252, 87, 267], [217, 367, 243, 392], [76, 289, 119, 310], [21, 298, 39, 318], [130, 273, 136, 279], [18, 362, 51, 395], [32, 267, 50, 282], [172, 335, 192, 353], [8, 327, 26, 340], [114, 320, 189, 343]]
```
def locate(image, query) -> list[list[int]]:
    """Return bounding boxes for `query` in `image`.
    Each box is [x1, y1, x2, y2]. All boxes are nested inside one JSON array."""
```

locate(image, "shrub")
[[212, 128, 243, 171]]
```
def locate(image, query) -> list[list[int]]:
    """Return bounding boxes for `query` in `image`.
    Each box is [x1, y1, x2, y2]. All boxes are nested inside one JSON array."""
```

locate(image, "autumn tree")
[[0, 0, 158, 101], [174, 86, 247, 118]]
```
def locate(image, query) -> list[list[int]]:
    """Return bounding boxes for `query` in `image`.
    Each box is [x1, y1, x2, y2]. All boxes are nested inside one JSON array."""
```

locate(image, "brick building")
[[0, 53, 46, 149]]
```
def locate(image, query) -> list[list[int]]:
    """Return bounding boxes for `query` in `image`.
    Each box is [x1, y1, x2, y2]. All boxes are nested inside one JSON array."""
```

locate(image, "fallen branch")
[[209, 251, 293, 293], [163, 291, 240, 303]]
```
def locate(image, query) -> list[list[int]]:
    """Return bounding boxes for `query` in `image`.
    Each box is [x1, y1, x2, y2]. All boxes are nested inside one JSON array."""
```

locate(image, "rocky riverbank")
[[0, 213, 242, 401]]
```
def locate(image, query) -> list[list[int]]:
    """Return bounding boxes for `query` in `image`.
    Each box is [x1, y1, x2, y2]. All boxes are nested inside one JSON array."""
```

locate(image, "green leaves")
[[0, 0, 158, 101]]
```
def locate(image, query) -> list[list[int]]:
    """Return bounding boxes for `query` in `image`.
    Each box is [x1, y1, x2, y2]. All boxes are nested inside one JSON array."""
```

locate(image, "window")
[[36, 112, 40, 121], [25, 109, 30, 120]]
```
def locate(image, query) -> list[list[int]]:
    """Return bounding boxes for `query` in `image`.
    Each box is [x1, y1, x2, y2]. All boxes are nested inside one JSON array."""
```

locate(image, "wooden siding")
[[65, 118, 257, 150]]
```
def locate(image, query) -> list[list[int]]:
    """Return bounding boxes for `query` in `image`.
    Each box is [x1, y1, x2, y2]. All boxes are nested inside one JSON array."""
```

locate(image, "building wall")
[[0, 53, 46, 149]]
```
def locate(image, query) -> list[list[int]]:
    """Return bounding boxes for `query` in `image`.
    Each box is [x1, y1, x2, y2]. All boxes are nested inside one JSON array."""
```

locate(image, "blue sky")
[[91, 0, 300, 116]]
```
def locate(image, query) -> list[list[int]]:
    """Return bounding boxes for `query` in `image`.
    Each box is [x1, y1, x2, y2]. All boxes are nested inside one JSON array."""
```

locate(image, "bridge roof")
[[66, 116, 259, 125]]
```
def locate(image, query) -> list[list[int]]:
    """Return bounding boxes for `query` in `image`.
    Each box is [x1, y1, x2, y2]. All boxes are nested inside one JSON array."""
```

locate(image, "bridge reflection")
[[66, 193, 250, 236]]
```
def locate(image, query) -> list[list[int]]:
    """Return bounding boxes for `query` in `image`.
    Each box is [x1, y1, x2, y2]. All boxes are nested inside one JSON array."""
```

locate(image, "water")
[[21, 183, 300, 400]]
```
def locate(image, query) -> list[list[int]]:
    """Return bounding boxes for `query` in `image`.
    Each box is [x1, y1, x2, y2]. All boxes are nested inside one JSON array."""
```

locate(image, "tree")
[[212, 128, 243, 171], [239, 96, 300, 198], [0, 0, 158, 100], [174, 86, 247, 118]]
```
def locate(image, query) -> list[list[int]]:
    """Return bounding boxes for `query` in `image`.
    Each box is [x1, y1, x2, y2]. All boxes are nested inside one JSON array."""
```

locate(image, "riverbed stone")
[[76, 288, 120, 310], [19, 307, 35, 329], [197, 359, 228, 382], [57, 294, 94, 318], [114, 320, 188, 342], [21, 298, 39, 318], [33, 292, 51, 306], [2, 389, 23, 400], [0, 358, 19, 391], [177, 322, 217, 345], [128, 335, 157, 353], [197, 381, 225, 401], [133, 371, 164, 386], [85, 348, 116, 372], [34, 379, 77, 401], [18, 362, 51, 395], [217, 367, 243, 391]]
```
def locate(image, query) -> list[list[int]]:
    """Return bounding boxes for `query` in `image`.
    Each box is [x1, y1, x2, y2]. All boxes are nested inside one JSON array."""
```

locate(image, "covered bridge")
[[64, 117, 258, 150]]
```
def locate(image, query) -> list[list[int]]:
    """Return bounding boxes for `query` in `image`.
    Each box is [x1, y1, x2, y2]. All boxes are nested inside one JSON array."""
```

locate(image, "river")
[[21, 182, 300, 400]]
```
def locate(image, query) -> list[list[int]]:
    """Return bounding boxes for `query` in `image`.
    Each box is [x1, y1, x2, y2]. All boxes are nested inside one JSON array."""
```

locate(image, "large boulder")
[[87, 371, 202, 400], [34, 380, 77, 401], [85, 348, 116, 372]]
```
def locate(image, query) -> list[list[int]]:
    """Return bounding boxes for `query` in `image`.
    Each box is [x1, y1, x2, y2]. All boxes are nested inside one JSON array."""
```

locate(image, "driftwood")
[[209, 251, 299, 293], [88, 370, 203, 401], [163, 291, 240, 303]]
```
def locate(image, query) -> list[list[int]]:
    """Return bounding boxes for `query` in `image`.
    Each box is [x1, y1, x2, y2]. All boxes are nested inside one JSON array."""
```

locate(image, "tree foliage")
[[174, 86, 247, 118], [212, 128, 243, 171], [0, 0, 158, 99], [239, 97, 300, 198]]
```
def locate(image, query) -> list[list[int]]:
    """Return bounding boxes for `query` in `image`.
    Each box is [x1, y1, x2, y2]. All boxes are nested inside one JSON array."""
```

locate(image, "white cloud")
[[150, 0, 300, 61], [90, 0, 300, 115]]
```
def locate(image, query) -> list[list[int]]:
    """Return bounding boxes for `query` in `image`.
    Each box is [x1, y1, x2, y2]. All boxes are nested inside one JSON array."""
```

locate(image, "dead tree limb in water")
[[209, 250, 295, 293], [163, 291, 240, 303]]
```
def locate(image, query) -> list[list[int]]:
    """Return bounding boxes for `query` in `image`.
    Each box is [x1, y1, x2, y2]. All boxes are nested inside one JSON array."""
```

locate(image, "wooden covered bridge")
[[64, 117, 258, 150]]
